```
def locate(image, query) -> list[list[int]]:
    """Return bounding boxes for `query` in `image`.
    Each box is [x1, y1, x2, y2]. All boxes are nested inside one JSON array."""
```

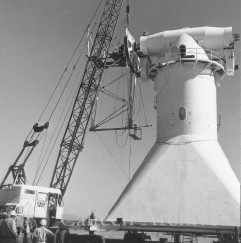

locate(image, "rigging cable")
[[92, 70, 130, 129], [25, 0, 103, 142], [32, 129, 49, 185], [128, 136, 132, 181], [115, 129, 128, 148], [109, 18, 126, 50], [156, 65, 175, 101], [34, 79, 79, 185], [137, 78, 148, 126], [115, 69, 129, 147], [96, 133, 129, 179], [22, 131, 42, 162], [47, 20, 98, 122], [5, 0, 105, 186], [35, 101, 75, 185], [101, 71, 130, 90], [38, 0, 103, 123], [33, 41, 85, 183], [36, 0, 133, 183]]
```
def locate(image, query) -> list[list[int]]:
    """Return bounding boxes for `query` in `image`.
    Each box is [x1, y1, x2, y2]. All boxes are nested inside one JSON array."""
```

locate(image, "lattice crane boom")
[[50, 0, 123, 196]]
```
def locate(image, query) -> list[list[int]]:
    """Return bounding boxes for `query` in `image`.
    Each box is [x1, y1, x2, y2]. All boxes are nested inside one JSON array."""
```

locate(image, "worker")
[[89, 211, 95, 235], [48, 196, 56, 218], [0, 212, 7, 242], [32, 219, 54, 243], [22, 218, 32, 243], [0, 210, 18, 243], [90, 211, 95, 220]]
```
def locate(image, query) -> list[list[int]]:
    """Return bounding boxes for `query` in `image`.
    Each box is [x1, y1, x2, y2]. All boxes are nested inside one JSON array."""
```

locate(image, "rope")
[[128, 136, 132, 181], [156, 65, 175, 101], [33, 1, 105, 180], [34, 79, 78, 185], [96, 133, 129, 179], [47, 32, 92, 121], [32, 129, 49, 185], [23, 132, 41, 162], [101, 70, 130, 89], [137, 78, 148, 126], [38, 0, 103, 123], [115, 129, 128, 148], [24, 2, 102, 144]]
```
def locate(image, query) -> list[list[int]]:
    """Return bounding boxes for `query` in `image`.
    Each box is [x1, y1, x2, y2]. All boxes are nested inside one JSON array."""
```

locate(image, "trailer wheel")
[[54, 229, 61, 243], [124, 232, 145, 243], [60, 230, 69, 243]]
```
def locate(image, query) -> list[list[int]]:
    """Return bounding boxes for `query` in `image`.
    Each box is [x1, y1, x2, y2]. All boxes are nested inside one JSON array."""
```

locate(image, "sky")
[[0, 0, 240, 219]]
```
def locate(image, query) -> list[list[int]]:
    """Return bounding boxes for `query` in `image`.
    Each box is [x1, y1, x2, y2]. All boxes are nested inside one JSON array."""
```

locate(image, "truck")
[[0, 184, 64, 227], [0, 0, 124, 241]]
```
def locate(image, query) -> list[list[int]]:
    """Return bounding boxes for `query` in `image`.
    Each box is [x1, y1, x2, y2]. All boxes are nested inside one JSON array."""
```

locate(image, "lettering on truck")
[[37, 202, 46, 207]]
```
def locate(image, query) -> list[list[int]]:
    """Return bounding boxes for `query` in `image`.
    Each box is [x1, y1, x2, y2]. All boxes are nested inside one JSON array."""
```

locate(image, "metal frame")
[[50, 0, 124, 196], [0, 140, 39, 187]]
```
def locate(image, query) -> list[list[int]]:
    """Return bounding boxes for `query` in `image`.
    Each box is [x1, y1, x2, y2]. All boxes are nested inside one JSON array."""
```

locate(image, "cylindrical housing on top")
[[155, 33, 219, 141], [140, 26, 233, 56], [156, 63, 217, 142]]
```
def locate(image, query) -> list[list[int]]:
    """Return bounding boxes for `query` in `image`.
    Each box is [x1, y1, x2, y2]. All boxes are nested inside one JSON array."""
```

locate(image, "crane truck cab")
[[0, 184, 64, 227]]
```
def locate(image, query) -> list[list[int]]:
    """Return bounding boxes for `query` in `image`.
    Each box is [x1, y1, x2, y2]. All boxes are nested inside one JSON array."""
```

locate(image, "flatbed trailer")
[[72, 219, 240, 243]]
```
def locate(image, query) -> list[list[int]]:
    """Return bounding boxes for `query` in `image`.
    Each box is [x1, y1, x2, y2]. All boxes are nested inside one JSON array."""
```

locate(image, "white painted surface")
[[140, 26, 233, 56], [106, 30, 240, 227], [106, 136, 239, 225]]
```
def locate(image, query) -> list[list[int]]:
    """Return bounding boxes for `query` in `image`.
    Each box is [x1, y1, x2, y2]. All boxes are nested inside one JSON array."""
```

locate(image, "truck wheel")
[[54, 229, 61, 243], [60, 230, 69, 243]]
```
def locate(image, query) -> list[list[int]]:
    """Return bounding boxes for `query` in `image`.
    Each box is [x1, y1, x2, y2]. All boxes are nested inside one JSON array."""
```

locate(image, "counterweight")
[[50, 0, 123, 196]]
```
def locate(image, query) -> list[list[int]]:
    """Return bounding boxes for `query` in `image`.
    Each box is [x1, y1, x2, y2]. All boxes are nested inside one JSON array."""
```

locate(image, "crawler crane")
[[0, 0, 134, 242]]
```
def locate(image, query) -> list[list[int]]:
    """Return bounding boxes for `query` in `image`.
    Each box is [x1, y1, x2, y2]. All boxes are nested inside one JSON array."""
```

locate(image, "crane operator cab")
[[48, 192, 64, 223], [0, 185, 64, 227]]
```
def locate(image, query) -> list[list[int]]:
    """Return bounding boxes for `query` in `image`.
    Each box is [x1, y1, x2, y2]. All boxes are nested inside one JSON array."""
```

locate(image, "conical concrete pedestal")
[[106, 135, 240, 226]]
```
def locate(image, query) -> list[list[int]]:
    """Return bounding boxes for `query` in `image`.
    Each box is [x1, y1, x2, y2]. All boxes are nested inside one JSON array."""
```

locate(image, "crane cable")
[[128, 136, 132, 180], [156, 65, 175, 101], [34, 88, 78, 185], [30, 1, 104, 183], [137, 78, 148, 126], [21, 130, 43, 165], [33, 76, 80, 185], [32, 129, 49, 184], [115, 70, 129, 148], [96, 133, 129, 179], [31, 38, 89, 184], [25, 0, 103, 144], [38, 0, 133, 182], [38, 0, 103, 123]]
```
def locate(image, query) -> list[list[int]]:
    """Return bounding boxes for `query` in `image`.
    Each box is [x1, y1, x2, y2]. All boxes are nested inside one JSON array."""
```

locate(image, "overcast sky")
[[0, 0, 240, 219]]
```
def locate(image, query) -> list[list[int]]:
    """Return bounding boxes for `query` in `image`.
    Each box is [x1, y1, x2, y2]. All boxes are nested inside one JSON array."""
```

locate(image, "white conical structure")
[[106, 28, 240, 227]]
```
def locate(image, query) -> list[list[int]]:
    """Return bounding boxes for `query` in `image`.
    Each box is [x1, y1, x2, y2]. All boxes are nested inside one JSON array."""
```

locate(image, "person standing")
[[32, 219, 54, 243], [0, 210, 18, 243], [22, 218, 32, 243]]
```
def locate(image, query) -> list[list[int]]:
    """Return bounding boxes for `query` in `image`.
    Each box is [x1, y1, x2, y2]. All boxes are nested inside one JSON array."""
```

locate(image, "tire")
[[60, 230, 69, 243]]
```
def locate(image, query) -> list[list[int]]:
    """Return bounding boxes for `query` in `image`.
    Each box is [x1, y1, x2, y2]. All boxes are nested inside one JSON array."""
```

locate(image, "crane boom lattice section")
[[50, 0, 123, 195]]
